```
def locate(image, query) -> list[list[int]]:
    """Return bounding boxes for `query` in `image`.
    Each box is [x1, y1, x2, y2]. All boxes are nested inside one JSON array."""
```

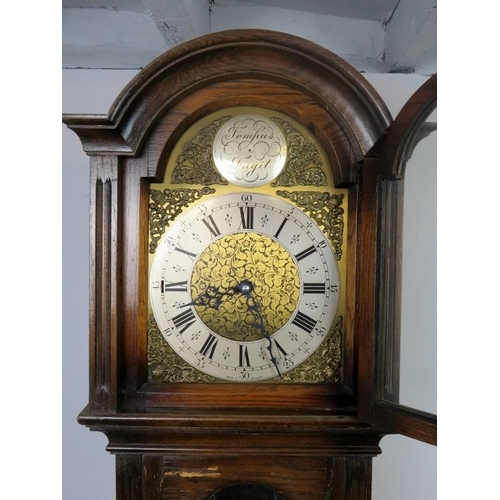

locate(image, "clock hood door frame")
[[360, 74, 437, 445]]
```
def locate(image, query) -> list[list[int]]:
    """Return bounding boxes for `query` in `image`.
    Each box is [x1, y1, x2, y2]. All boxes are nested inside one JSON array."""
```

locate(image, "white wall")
[[62, 69, 436, 500], [62, 70, 137, 500]]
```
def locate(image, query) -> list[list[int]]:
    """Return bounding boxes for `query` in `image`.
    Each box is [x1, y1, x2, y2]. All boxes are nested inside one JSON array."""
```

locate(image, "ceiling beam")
[[62, 7, 168, 69], [384, 0, 437, 74], [142, 0, 210, 47], [211, 3, 386, 73], [62, 1, 210, 69], [62, 0, 436, 74]]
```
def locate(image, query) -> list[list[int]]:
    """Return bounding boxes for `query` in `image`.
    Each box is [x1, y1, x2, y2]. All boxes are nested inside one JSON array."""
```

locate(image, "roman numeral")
[[172, 309, 196, 334], [239, 345, 251, 367], [239, 206, 254, 229], [162, 280, 188, 293], [303, 282, 326, 294], [174, 246, 197, 261], [202, 215, 221, 239], [200, 334, 218, 359], [291, 311, 317, 334], [295, 245, 317, 261], [274, 217, 288, 238], [273, 338, 287, 358]]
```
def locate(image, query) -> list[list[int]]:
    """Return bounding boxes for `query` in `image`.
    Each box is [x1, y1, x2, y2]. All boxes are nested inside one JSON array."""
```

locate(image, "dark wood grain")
[[110, 454, 377, 500], [160, 455, 333, 500], [112, 454, 376, 500], [142, 456, 164, 500], [370, 402, 437, 445], [116, 454, 142, 500], [352, 157, 380, 419], [89, 155, 121, 411]]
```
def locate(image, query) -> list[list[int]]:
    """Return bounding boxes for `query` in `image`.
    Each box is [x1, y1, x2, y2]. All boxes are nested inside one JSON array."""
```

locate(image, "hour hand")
[[181, 285, 234, 310]]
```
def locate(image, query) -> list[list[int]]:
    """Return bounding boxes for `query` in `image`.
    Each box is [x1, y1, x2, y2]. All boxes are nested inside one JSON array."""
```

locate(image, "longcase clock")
[[63, 30, 437, 500]]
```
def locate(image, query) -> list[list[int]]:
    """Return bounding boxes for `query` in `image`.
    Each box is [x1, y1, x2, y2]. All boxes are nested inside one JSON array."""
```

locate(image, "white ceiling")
[[62, 0, 436, 74]]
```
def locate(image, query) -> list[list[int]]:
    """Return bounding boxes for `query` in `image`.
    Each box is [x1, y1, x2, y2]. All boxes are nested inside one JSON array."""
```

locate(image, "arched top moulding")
[[379, 73, 437, 179], [63, 29, 393, 186]]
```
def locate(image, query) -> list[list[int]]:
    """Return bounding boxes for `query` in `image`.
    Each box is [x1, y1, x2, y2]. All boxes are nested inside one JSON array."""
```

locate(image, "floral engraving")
[[171, 116, 231, 185], [147, 314, 217, 383], [149, 187, 216, 253], [191, 232, 300, 342], [270, 117, 327, 186]]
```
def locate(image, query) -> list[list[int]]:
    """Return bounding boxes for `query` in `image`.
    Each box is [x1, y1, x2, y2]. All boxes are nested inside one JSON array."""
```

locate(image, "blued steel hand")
[[239, 283, 282, 377], [181, 285, 236, 310]]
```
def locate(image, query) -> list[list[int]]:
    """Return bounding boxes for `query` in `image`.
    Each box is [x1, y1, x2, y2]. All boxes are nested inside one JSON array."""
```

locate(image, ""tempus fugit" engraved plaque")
[[212, 114, 287, 187]]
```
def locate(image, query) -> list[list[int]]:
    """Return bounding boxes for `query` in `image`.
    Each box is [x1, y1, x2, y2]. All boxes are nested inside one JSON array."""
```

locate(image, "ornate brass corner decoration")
[[149, 187, 216, 253], [270, 117, 327, 187], [276, 190, 345, 260], [171, 116, 231, 185], [148, 314, 217, 383], [279, 316, 343, 383]]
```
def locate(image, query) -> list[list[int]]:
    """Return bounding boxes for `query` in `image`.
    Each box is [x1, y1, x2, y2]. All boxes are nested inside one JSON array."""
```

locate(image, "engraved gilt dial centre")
[[190, 232, 300, 342]]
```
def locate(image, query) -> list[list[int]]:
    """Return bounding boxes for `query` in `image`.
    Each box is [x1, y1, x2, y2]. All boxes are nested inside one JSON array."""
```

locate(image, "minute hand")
[[244, 294, 282, 378]]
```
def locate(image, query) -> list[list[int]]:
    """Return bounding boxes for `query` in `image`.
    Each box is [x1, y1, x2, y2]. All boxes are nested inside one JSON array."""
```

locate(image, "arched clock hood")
[[63, 29, 392, 186]]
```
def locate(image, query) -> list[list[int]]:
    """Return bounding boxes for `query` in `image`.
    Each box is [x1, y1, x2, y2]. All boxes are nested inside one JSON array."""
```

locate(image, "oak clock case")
[[148, 108, 347, 384], [63, 29, 437, 500]]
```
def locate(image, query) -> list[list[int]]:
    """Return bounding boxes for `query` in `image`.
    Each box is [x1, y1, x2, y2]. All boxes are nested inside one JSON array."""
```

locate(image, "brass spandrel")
[[148, 313, 343, 384], [148, 314, 217, 383], [149, 187, 216, 254], [270, 117, 327, 187], [277, 190, 345, 261], [171, 116, 231, 185], [279, 316, 343, 383]]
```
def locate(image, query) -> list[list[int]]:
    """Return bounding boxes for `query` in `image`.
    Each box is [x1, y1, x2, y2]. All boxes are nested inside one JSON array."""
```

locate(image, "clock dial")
[[150, 192, 340, 381]]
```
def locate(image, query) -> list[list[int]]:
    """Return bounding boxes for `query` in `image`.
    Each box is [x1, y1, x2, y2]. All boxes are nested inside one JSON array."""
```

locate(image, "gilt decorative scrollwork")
[[149, 187, 216, 253], [271, 117, 327, 187], [279, 316, 343, 383], [170, 114, 328, 188], [276, 190, 344, 260], [171, 116, 231, 185], [148, 314, 217, 383], [191, 232, 300, 342]]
